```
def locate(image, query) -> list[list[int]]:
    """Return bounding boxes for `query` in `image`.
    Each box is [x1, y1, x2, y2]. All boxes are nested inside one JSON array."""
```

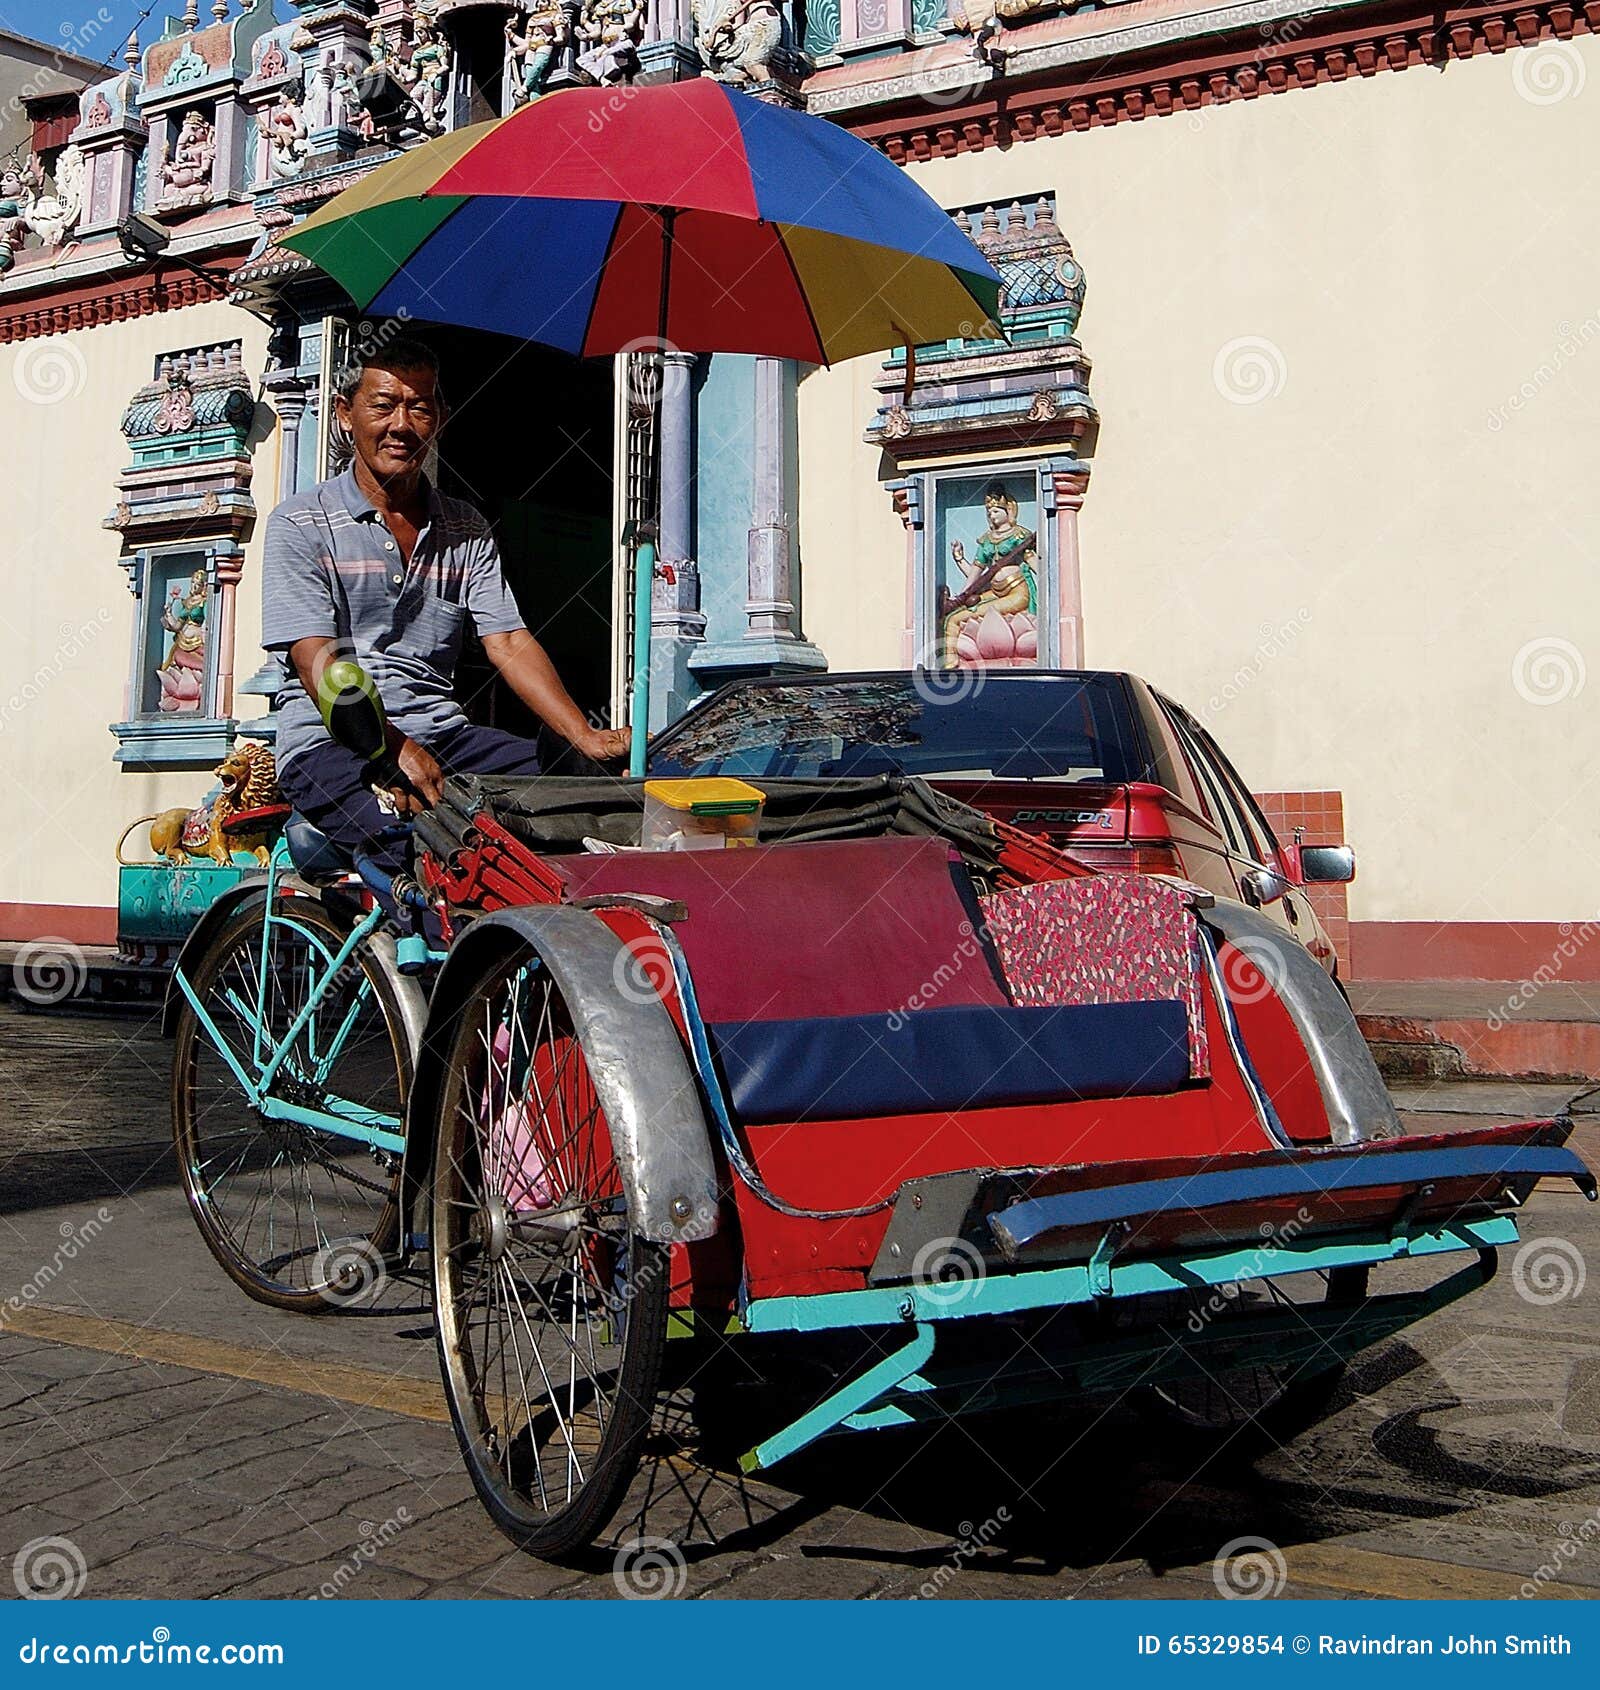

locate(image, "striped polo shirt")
[[261, 467, 526, 770]]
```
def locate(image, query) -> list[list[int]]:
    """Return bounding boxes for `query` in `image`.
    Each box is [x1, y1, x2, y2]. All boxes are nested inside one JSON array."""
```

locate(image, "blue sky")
[[1, 2, 186, 67]]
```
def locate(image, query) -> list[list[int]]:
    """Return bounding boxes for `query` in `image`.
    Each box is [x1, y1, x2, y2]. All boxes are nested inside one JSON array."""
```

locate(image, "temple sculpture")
[[505, 9, 565, 105], [158, 109, 217, 208], [157, 568, 209, 712], [693, 0, 782, 85], [939, 486, 1039, 669]]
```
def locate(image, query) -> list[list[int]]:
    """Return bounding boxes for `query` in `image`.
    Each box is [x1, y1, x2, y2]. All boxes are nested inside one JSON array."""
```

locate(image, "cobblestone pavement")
[[2, 1003, 1598, 1601]]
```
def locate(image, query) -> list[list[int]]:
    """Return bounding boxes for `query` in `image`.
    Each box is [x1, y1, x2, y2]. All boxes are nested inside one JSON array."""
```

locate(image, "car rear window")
[[649, 675, 1152, 783]]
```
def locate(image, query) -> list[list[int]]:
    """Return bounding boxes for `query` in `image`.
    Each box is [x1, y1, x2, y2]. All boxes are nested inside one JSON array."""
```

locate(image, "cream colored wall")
[[799, 41, 1600, 926], [0, 303, 274, 917]]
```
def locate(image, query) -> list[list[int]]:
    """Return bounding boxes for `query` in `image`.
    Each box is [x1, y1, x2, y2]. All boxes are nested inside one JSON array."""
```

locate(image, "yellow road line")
[[3, 1305, 450, 1424], [22, 1307, 1586, 1598]]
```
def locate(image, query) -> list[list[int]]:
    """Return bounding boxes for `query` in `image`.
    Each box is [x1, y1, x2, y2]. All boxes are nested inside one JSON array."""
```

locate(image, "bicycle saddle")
[[284, 814, 351, 886]]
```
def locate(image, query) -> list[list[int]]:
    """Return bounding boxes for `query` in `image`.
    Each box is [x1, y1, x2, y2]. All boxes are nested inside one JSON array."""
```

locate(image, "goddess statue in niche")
[[938, 484, 1038, 668], [157, 569, 208, 712]]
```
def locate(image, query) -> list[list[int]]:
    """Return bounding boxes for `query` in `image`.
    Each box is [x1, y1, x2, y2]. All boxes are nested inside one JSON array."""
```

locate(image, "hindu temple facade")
[[1, 0, 1597, 990]]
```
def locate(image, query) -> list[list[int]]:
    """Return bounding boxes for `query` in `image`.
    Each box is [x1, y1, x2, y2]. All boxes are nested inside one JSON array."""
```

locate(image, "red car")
[[647, 669, 1356, 977]]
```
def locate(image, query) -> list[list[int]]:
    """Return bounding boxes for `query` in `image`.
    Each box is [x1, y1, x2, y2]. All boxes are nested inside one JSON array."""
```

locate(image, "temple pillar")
[[647, 350, 706, 729], [690, 355, 826, 685], [1045, 459, 1089, 666]]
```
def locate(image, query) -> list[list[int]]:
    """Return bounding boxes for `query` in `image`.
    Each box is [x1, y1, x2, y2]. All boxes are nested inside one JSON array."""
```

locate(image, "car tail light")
[[1063, 842, 1185, 876]]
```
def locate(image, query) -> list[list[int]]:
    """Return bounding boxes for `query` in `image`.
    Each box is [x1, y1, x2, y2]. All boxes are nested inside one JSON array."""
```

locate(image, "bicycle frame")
[[172, 837, 407, 1156]]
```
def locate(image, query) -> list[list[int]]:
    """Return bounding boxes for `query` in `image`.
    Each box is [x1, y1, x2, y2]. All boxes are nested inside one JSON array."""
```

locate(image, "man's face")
[[338, 363, 444, 484]]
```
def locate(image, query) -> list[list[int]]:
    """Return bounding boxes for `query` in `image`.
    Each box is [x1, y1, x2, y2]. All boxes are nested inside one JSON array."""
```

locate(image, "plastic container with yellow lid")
[[641, 777, 765, 850]]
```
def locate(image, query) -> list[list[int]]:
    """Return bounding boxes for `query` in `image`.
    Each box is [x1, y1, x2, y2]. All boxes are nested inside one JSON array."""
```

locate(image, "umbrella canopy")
[[278, 79, 1002, 365]]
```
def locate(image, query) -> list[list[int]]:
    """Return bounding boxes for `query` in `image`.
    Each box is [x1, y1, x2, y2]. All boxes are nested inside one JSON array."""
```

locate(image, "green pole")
[[628, 532, 654, 777]]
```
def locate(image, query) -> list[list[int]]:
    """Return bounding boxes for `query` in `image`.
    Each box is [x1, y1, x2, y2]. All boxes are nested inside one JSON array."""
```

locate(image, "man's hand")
[[385, 736, 445, 812], [575, 725, 632, 765]]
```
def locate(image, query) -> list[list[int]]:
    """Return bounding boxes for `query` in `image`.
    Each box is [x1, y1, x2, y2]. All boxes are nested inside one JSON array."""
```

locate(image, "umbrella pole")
[[628, 207, 676, 779]]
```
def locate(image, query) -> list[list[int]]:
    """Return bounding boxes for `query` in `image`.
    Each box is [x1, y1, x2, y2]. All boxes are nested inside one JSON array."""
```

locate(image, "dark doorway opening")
[[449, 9, 508, 127], [427, 329, 615, 766]]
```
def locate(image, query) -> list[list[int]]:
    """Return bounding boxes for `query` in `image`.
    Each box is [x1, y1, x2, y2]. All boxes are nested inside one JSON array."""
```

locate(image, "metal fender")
[[403, 904, 720, 1244], [1199, 899, 1402, 1146], [160, 879, 269, 1037]]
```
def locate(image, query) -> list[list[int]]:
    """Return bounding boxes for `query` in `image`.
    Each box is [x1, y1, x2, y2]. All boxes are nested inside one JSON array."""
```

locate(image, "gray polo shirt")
[[261, 468, 526, 770]]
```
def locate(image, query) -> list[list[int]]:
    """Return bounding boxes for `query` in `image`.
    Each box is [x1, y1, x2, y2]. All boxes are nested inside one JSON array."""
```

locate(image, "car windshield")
[[648, 674, 1151, 783]]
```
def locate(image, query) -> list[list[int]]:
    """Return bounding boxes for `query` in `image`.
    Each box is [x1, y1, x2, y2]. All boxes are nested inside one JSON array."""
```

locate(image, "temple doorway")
[[427, 329, 617, 766]]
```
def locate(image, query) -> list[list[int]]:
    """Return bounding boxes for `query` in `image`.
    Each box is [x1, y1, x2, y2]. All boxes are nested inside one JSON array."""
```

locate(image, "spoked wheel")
[[431, 944, 668, 1560], [1145, 1265, 1369, 1451], [171, 894, 412, 1313]]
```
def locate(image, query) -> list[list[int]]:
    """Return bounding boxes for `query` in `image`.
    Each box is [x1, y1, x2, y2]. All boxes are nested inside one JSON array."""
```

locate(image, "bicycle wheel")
[[430, 944, 668, 1559], [1145, 1264, 1369, 1451], [171, 893, 413, 1314]]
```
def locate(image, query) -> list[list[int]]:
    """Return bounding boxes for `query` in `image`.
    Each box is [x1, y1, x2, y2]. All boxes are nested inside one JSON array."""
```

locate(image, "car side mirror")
[[1240, 867, 1290, 907], [1299, 844, 1356, 884]]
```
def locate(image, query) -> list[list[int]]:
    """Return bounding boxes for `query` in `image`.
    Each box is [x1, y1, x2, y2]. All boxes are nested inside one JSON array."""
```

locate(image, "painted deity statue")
[[259, 82, 310, 179], [160, 110, 217, 206], [505, 10, 564, 106], [157, 569, 208, 712], [939, 486, 1039, 668], [693, 0, 781, 85], [0, 162, 28, 272], [577, 0, 643, 84], [409, 13, 452, 134]]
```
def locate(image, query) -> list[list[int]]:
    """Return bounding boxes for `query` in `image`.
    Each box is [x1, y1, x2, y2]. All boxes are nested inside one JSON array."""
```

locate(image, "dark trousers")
[[277, 720, 542, 888]]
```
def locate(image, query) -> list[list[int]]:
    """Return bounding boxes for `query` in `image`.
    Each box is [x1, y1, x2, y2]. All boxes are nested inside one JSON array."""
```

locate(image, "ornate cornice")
[[0, 260, 242, 344], [821, 1, 1599, 160]]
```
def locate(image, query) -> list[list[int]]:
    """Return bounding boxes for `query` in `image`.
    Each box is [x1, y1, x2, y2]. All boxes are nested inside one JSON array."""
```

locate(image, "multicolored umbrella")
[[279, 79, 1004, 770], [278, 78, 1003, 364]]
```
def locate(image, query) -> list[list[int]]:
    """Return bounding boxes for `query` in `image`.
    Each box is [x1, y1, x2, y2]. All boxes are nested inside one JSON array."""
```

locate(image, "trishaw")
[[167, 666, 1597, 1559]]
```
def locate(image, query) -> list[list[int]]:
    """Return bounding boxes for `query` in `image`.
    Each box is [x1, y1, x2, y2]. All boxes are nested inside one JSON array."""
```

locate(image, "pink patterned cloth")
[[979, 872, 1210, 1078]]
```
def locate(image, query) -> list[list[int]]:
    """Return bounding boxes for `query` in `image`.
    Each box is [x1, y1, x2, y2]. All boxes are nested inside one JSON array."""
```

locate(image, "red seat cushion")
[[556, 835, 1010, 1023]]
